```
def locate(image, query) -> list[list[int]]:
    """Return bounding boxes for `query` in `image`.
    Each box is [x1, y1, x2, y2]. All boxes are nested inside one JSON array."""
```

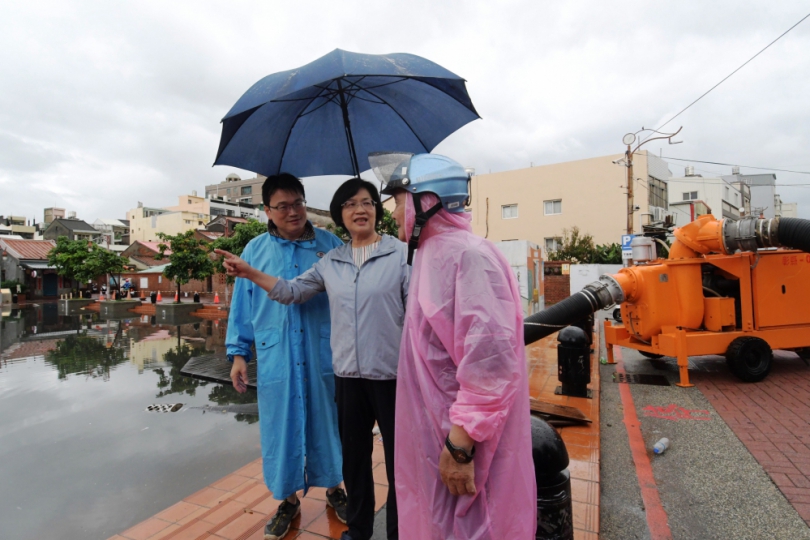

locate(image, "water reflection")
[[0, 302, 260, 540], [1, 304, 257, 421]]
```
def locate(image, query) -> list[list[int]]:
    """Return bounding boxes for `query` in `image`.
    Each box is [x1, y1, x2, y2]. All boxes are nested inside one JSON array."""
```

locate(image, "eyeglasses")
[[341, 199, 377, 211], [268, 200, 306, 213]]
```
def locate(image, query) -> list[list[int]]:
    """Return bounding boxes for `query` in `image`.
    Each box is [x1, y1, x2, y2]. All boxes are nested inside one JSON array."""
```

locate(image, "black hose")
[[777, 218, 810, 253], [524, 291, 597, 345]]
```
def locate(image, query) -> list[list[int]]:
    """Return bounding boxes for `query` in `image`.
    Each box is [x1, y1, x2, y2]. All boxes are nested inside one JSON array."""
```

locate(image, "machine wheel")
[[725, 337, 773, 382], [639, 351, 664, 360], [612, 308, 622, 323]]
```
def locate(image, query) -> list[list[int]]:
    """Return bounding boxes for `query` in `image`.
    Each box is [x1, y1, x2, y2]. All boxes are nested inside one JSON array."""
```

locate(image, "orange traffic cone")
[[140, 289, 145, 299], [214, 292, 220, 304], [157, 291, 162, 302], [174, 291, 179, 303]]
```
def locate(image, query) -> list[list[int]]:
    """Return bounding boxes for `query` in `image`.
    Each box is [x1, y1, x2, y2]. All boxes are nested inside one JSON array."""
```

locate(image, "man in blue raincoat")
[[226, 173, 346, 540]]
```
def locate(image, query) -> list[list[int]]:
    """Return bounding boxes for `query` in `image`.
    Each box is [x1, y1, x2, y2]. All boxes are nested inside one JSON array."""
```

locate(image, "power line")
[[660, 156, 810, 175], [654, 11, 810, 132]]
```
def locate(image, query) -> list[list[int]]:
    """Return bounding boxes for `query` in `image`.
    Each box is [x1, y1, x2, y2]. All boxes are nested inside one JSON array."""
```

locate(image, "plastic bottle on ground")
[[653, 438, 670, 455]]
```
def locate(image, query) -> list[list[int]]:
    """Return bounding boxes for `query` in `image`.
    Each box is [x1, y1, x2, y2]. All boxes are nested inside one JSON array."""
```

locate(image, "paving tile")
[[250, 495, 281, 516], [372, 462, 389, 486], [295, 496, 327, 529], [145, 524, 181, 540], [212, 511, 267, 540], [373, 483, 389, 512], [154, 501, 204, 524], [177, 506, 209, 526], [120, 517, 174, 540], [162, 519, 213, 540], [212, 474, 253, 493], [184, 486, 231, 508], [305, 487, 328, 501], [232, 460, 263, 479], [233, 481, 269, 504], [303, 508, 348, 539], [201, 500, 248, 525]]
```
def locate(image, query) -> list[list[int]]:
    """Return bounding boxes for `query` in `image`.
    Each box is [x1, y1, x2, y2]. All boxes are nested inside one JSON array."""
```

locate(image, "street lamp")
[[616, 127, 682, 235]]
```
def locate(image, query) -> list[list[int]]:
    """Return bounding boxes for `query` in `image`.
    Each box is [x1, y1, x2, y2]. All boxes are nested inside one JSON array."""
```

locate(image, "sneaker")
[[326, 487, 348, 524], [264, 498, 301, 540], [339, 533, 354, 540]]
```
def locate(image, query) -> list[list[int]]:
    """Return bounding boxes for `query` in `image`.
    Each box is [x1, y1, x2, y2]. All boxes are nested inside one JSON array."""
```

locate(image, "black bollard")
[[193, 292, 200, 303], [532, 415, 573, 540], [556, 326, 591, 398], [150, 291, 157, 304], [12, 293, 18, 304], [570, 313, 594, 347]]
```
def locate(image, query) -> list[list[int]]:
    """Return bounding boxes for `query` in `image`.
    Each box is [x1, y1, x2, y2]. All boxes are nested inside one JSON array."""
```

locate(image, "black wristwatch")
[[445, 435, 475, 464]]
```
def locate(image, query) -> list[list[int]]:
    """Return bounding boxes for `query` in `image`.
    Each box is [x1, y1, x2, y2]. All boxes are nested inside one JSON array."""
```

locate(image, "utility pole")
[[626, 143, 634, 235], [618, 127, 683, 237]]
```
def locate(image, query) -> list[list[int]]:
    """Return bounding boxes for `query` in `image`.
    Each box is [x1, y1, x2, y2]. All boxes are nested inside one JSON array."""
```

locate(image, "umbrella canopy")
[[214, 49, 480, 178]]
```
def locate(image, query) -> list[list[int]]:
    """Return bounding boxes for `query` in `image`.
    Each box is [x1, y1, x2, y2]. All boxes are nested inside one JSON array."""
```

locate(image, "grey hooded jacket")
[[268, 234, 409, 379]]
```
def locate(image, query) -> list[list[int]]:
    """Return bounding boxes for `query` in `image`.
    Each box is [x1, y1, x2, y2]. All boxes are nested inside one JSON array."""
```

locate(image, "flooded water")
[[0, 302, 260, 540]]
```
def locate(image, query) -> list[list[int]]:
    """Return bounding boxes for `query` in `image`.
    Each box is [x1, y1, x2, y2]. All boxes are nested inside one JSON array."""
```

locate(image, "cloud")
[[1, 0, 809, 221]]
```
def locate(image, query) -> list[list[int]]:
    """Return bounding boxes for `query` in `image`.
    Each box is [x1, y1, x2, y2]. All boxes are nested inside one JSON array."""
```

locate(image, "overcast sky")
[[2, 1, 809, 224]]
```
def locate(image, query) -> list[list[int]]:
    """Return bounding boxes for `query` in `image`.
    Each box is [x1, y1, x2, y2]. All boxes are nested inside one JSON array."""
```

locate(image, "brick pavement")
[[691, 350, 810, 526]]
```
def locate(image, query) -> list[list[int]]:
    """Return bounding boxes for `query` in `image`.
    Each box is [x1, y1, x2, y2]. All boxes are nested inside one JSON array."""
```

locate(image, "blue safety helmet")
[[372, 152, 470, 213], [370, 152, 471, 264]]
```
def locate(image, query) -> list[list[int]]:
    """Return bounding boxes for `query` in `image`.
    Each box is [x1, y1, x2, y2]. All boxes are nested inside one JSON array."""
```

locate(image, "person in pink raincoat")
[[371, 152, 537, 539]]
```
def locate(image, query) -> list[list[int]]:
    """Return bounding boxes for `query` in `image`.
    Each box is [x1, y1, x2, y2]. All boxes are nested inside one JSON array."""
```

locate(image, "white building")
[[668, 167, 745, 222]]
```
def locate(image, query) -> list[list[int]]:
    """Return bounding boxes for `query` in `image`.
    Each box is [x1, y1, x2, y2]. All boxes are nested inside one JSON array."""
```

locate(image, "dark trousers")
[[335, 376, 398, 540]]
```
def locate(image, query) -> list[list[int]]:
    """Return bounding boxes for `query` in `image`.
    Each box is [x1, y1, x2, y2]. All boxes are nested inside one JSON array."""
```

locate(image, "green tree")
[[326, 208, 399, 243], [546, 227, 597, 263], [46, 333, 127, 380], [156, 231, 215, 302], [209, 219, 267, 278], [48, 237, 91, 288], [210, 220, 267, 304], [593, 243, 623, 264], [546, 229, 625, 264], [48, 238, 127, 293], [155, 343, 210, 398]]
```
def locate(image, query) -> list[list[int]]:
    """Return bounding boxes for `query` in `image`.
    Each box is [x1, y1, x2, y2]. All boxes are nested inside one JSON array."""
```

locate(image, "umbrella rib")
[[361, 87, 430, 152]]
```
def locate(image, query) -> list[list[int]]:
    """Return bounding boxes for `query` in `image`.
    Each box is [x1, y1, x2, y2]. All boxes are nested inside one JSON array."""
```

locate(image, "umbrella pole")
[[336, 79, 360, 177]]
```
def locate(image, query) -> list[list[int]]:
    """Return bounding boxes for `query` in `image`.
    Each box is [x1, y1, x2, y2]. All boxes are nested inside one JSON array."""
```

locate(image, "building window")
[[185, 220, 191, 224], [501, 204, 518, 219], [188, 199, 192, 204], [683, 191, 698, 201], [545, 237, 562, 252], [647, 176, 669, 209], [544, 200, 562, 215], [241, 186, 252, 196]]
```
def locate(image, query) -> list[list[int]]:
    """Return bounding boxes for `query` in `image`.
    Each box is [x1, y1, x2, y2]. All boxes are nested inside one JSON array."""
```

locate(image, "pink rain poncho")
[[394, 192, 536, 539]]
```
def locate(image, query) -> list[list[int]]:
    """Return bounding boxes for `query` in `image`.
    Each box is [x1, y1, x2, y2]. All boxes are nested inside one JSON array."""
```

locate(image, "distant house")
[[121, 241, 172, 271], [42, 218, 101, 242], [93, 218, 130, 246], [205, 216, 249, 238], [0, 238, 74, 298], [194, 230, 223, 243]]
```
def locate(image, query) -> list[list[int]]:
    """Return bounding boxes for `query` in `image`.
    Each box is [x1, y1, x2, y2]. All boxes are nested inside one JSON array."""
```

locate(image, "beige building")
[[44, 207, 66, 225], [128, 196, 210, 243], [469, 152, 671, 251], [205, 173, 267, 205]]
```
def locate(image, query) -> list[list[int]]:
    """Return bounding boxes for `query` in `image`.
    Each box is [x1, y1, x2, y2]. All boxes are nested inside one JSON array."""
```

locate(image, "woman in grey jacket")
[[217, 178, 408, 540]]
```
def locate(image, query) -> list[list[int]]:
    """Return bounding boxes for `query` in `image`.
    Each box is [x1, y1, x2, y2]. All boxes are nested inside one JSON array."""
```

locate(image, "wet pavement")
[[0, 302, 260, 540], [599, 312, 810, 540], [116, 320, 603, 540]]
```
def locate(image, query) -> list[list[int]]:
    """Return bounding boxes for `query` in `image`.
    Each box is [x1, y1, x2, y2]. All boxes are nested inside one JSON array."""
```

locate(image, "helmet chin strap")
[[407, 192, 442, 265]]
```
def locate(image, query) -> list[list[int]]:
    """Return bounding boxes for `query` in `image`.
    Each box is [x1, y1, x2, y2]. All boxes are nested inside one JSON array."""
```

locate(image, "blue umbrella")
[[214, 49, 480, 177]]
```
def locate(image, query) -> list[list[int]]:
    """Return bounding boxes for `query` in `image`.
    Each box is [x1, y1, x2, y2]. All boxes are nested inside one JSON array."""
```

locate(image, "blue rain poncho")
[[226, 227, 344, 499]]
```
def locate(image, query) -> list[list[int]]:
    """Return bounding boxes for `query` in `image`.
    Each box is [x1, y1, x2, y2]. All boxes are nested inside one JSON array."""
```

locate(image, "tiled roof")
[[49, 218, 99, 233], [197, 231, 223, 240], [0, 239, 57, 261], [138, 241, 172, 254], [129, 256, 169, 267]]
